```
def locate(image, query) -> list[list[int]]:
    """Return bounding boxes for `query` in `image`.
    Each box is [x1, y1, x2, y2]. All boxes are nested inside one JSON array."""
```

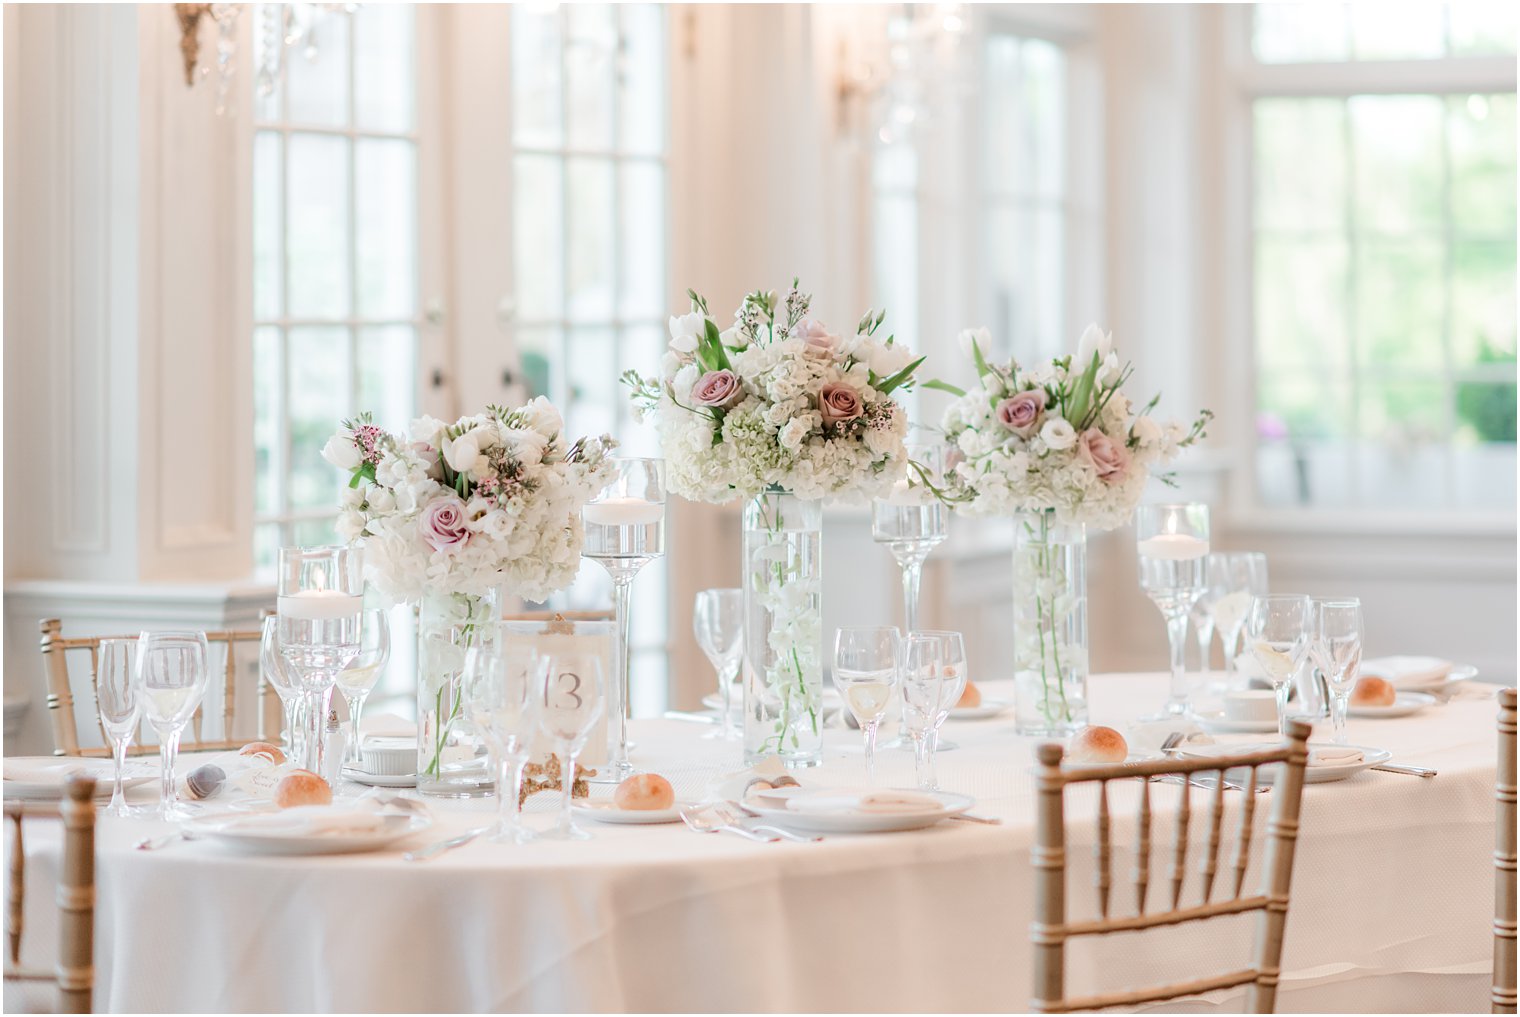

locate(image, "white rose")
[[868, 341, 916, 378], [442, 429, 483, 473], [779, 417, 811, 451], [1041, 417, 1077, 451], [321, 434, 362, 470], [409, 415, 449, 445], [1074, 323, 1113, 368], [520, 396, 562, 436]]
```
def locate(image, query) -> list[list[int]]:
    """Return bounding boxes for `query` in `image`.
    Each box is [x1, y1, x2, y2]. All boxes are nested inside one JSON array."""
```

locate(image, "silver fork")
[[135, 830, 199, 851], [715, 801, 821, 842], [680, 805, 779, 842], [402, 826, 491, 862]]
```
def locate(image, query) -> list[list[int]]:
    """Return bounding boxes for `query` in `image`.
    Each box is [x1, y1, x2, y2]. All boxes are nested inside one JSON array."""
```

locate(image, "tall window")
[[251, 6, 422, 566], [509, 4, 671, 711], [1248, 2, 1517, 511]]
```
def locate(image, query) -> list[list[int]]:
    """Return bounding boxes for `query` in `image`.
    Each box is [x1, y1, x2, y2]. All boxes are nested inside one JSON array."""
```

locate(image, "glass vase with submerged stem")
[[417, 589, 499, 796], [580, 458, 665, 783], [276, 545, 364, 775], [1135, 504, 1210, 719], [1011, 510, 1089, 736]]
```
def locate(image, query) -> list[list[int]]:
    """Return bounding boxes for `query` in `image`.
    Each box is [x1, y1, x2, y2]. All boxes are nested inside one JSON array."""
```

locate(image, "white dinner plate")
[[573, 800, 691, 825], [1062, 752, 1162, 773], [183, 810, 431, 856], [1360, 660, 1478, 693], [1172, 741, 1392, 784], [342, 766, 419, 789], [2, 757, 156, 801], [743, 787, 974, 833], [1347, 691, 1438, 719], [948, 697, 1013, 721], [1193, 711, 1279, 735]]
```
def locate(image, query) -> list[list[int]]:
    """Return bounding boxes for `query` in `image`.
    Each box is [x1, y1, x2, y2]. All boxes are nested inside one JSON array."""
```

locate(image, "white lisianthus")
[[1040, 418, 1077, 451]]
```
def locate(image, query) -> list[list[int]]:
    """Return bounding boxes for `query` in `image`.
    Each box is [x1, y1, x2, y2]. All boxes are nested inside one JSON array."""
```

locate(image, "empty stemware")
[[1245, 594, 1313, 737], [1210, 552, 1270, 682], [464, 634, 541, 844], [97, 638, 146, 818], [259, 616, 305, 764], [833, 627, 902, 784], [135, 630, 210, 821], [693, 589, 744, 741], [900, 631, 967, 791], [336, 609, 391, 764], [1312, 598, 1364, 745], [535, 650, 606, 840]]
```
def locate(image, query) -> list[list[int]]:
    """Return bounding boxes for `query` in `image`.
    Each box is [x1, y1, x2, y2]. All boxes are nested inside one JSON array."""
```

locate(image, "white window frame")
[[1218, 3, 1517, 535]]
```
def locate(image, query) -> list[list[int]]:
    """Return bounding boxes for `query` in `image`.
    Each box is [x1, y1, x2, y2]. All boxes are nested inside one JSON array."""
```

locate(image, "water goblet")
[[336, 609, 391, 764], [900, 631, 967, 791], [1135, 503, 1210, 718], [1210, 552, 1269, 681], [535, 650, 607, 840], [1245, 594, 1313, 737], [260, 616, 305, 764], [465, 634, 541, 844], [1312, 599, 1363, 745], [277, 545, 364, 774], [97, 639, 147, 818], [135, 630, 210, 821], [694, 589, 743, 741], [872, 441, 949, 635], [833, 627, 902, 784], [580, 458, 665, 782]]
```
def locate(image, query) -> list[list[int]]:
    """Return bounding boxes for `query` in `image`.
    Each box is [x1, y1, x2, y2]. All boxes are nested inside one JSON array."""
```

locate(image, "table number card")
[[499, 617, 613, 768]]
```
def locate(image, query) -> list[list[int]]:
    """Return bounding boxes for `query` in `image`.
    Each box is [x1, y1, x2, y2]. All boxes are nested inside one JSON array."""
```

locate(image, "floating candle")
[[583, 497, 664, 527], [1136, 534, 1209, 560], [277, 589, 363, 621]]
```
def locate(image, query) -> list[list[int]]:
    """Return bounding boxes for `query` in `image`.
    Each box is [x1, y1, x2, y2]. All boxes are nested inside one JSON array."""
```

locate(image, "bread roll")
[[614, 773, 675, 811], [239, 741, 286, 765], [274, 770, 332, 809], [1066, 725, 1128, 764], [957, 681, 982, 708], [1350, 675, 1396, 707]]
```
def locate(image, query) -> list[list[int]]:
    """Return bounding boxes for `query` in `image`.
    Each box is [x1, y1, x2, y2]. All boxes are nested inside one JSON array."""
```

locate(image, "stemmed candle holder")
[[580, 458, 665, 783], [871, 442, 949, 636], [276, 545, 364, 774], [1135, 503, 1210, 718]]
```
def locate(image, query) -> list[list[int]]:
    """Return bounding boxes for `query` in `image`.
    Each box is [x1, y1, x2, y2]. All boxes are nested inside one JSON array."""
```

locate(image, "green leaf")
[[920, 378, 967, 397], [874, 355, 926, 395], [970, 336, 994, 379], [702, 319, 732, 371]]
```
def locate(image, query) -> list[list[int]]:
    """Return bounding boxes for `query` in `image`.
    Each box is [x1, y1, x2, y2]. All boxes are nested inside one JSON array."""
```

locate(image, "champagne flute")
[[580, 458, 665, 782], [872, 442, 949, 635], [535, 650, 606, 840], [1135, 503, 1210, 718], [693, 589, 743, 741], [1245, 594, 1313, 737], [260, 616, 305, 764], [1312, 598, 1363, 745], [97, 639, 146, 818], [135, 630, 210, 820], [900, 630, 967, 791], [1210, 552, 1269, 680], [336, 610, 391, 764], [833, 627, 901, 784], [465, 634, 541, 844]]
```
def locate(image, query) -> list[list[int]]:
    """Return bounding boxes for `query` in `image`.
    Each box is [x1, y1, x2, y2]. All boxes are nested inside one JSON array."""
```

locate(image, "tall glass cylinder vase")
[[416, 588, 500, 797], [1011, 510, 1090, 736], [741, 491, 824, 768]]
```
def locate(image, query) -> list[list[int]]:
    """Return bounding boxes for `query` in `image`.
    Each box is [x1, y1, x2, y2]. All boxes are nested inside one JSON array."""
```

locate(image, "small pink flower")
[[995, 389, 1047, 437], [420, 496, 470, 552], [1077, 429, 1130, 484], [692, 369, 743, 409], [795, 318, 839, 359], [818, 383, 864, 428]]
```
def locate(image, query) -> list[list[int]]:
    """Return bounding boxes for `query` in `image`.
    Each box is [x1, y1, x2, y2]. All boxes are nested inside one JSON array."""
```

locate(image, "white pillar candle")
[[277, 590, 363, 620], [1136, 534, 1209, 560], [583, 497, 664, 526]]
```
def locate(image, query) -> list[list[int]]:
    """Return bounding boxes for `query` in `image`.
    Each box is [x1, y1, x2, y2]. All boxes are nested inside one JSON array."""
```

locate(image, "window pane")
[[287, 134, 352, 319], [1255, 99, 1346, 231], [511, 6, 563, 148], [291, 516, 340, 549], [617, 5, 664, 155], [355, 138, 418, 319], [619, 160, 665, 319], [983, 36, 1028, 195], [287, 326, 350, 512], [1253, 3, 1350, 63], [285, 12, 351, 127], [516, 326, 561, 406], [566, 327, 616, 438], [986, 204, 1027, 361], [874, 190, 918, 350], [1450, 93, 1517, 234], [512, 155, 564, 321], [1448, 0, 1520, 55], [1357, 239, 1445, 368], [1023, 39, 1065, 201], [566, 157, 615, 321], [253, 326, 283, 517], [566, 5, 616, 150], [253, 132, 283, 321], [1255, 236, 1351, 372], [1452, 240, 1518, 368], [1348, 1, 1444, 60], [1256, 375, 1355, 507], [1351, 95, 1444, 233], [1455, 379, 1519, 443], [354, 4, 415, 132], [357, 325, 417, 433]]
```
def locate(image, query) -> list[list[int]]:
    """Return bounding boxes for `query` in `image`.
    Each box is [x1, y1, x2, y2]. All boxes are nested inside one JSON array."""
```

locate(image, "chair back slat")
[[6, 805, 22, 966], [1496, 688, 1517, 1014], [86, 646, 108, 750], [221, 638, 238, 747], [1031, 721, 1313, 1015]]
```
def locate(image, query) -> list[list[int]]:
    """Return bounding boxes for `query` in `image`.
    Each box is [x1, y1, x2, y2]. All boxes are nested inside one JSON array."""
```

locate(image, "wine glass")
[[1135, 503, 1210, 717], [580, 458, 665, 782], [336, 609, 391, 764], [872, 441, 949, 635], [1245, 594, 1313, 737], [465, 634, 541, 844], [833, 627, 902, 784], [535, 650, 606, 840], [1209, 552, 1269, 681], [1190, 572, 1219, 681], [277, 545, 364, 773], [899, 631, 967, 791], [97, 638, 146, 818], [135, 630, 210, 820], [1312, 598, 1364, 745], [693, 589, 743, 741], [260, 616, 305, 763]]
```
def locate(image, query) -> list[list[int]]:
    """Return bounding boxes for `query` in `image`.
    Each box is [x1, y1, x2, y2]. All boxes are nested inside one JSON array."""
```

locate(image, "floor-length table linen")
[[3, 673, 1500, 1013]]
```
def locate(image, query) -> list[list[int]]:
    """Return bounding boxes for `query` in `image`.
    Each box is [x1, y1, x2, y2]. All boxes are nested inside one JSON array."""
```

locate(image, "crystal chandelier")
[[173, 3, 354, 116]]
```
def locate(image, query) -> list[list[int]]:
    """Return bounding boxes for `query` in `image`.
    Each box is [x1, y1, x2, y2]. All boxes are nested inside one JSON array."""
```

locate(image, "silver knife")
[[1371, 763, 1437, 778]]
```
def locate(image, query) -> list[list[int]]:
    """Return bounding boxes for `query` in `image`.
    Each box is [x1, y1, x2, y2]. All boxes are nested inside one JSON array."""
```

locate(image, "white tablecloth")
[[6, 674, 1501, 1013]]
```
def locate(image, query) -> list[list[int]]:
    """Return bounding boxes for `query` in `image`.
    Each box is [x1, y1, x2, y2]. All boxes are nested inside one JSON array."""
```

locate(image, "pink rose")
[[692, 369, 743, 409], [995, 389, 1047, 437], [420, 496, 470, 552], [795, 318, 839, 359], [818, 383, 864, 428], [1077, 429, 1130, 484]]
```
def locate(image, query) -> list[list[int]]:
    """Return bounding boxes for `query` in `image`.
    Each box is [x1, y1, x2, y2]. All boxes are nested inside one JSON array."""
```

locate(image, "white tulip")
[[670, 332, 700, 354], [957, 327, 993, 360], [868, 341, 916, 378], [321, 434, 363, 470], [668, 311, 706, 342], [1074, 323, 1113, 368], [1041, 417, 1078, 451], [442, 429, 483, 473]]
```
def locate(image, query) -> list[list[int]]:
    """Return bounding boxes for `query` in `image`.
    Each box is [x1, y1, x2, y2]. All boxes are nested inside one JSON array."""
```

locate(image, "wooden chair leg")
[[1246, 719, 1311, 1014], [1496, 689, 1517, 1014], [56, 776, 95, 1014]]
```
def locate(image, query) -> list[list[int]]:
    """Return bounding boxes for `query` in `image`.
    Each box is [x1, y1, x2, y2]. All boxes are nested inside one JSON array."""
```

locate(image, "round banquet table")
[[5, 673, 1502, 1013]]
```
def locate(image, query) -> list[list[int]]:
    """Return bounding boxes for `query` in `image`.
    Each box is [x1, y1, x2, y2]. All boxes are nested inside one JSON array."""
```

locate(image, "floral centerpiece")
[[322, 398, 616, 793], [625, 280, 924, 766], [937, 324, 1212, 734]]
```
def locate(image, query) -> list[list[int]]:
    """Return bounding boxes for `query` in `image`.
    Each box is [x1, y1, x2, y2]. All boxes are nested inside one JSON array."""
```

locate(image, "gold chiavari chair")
[[1032, 719, 1313, 1014], [1495, 688, 1517, 1014], [4, 776, 96, 1014], [39, 618, 268, 757]]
